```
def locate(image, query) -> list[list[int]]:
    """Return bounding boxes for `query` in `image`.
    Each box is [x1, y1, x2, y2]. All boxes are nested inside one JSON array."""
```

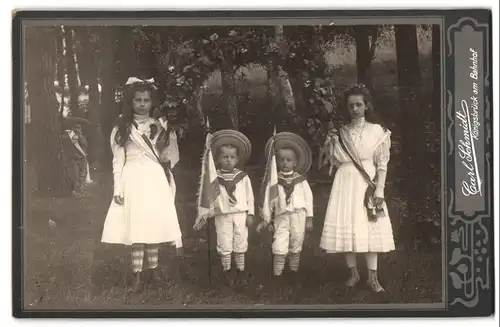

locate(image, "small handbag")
[[338, 132, 387, 222]]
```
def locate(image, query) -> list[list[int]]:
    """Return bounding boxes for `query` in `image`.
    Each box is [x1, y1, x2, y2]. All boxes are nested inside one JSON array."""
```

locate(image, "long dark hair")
[[114, 82, 160, 146], [341, 84, 387, 130]]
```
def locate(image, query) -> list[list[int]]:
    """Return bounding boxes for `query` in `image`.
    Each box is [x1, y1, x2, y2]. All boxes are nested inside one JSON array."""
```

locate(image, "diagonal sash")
[[339, 127, 376, 188], [66, 130, 87, 157], [130, 122, 158, 158], [131, 121, 172, 184], [338, 127, 385, 221], [67, 131, 93, 183]]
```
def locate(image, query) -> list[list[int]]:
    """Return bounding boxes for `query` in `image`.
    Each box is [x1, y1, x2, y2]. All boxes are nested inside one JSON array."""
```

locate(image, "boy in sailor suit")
[[211, 130, 255, 285], [258, 133, 314, 277]]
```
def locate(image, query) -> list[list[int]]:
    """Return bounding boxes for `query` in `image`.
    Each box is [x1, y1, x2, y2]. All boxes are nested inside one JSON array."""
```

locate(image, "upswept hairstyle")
[[340, 84, 387, 130]]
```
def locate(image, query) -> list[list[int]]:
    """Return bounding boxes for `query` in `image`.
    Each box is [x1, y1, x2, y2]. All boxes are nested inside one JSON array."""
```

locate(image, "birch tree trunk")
[[55, 26, 66, 117], [75, 26, 105, 166], [268, 25, 298, 132], [221, 62, 239, 129], [64, 27, 82, 117]]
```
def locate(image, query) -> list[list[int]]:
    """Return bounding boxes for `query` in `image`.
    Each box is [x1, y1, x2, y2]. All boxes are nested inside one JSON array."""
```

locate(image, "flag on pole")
[[194, 119, 221, 229], [158, 117, 180, 169], [260, 126, 281, 222]]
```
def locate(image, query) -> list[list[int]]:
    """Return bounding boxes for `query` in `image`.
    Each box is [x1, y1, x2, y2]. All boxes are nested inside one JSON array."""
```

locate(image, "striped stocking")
[[221, 254, 231, 271], [131, 244, 145, 273], [146, 245, 159, 269], [234, 252, 245, 271], [273, 254, 286, 276], [288, 252, 301, 272]]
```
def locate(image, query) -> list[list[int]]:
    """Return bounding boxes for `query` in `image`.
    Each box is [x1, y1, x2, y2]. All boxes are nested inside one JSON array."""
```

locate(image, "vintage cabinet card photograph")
[[11, 9, 494, 318]]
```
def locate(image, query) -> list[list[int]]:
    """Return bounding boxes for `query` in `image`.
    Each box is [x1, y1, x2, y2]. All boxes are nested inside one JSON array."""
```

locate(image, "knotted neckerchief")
[[217, 169, 247, 205], [278, 172, 307, 205]]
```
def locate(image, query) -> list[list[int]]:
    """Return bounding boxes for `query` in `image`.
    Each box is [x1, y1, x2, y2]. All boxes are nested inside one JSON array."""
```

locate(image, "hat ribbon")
[[125, 77, 157, 89]]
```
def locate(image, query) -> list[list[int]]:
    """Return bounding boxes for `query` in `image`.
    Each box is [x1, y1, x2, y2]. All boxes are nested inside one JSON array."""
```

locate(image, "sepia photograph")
[[12, 10, 494, 318]]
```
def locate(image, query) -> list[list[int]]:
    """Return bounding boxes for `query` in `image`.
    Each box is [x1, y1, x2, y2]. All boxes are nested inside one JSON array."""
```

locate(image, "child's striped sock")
[[220, 254, 231, 271], [146, 245, 159, 269], [234, 252, 245, 271], [131, 244, 145, 273], [273, 254, 286, 276], [289, 252, 301, 272]]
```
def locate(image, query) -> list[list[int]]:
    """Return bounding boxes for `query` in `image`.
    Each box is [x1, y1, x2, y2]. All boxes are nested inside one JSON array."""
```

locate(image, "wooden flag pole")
[[269, 124, 277, 278], [205, 117, 213, 286]]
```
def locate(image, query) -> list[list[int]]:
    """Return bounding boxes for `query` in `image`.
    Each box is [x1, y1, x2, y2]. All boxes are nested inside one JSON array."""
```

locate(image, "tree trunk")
[[275, 25, 297, 129], [155, 29, 175, 100], [221, 62, 238, 129], [288, 76, 306, 115], [395, 25, 424, 246], [116, 26, 138, 84], [354, 25, 376, 90], [25, 26, 71, 196], [74, 30, 89, 88], [395, 25, 422, 91], [266, 61, 279, 127], [276, 66, 297, 131], [151, 29, 168, 101], [55, 26, 66, 116], [99, 27, 119, 162], [137, 27, 158, 80], [269, 25, 298, 132], [64, 27, 82, 117], [75, 27, 106, 166]]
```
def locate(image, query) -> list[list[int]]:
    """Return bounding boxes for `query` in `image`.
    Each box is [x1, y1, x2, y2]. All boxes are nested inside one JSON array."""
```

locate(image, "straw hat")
[[63, 116, 90, 130], [210, 129, 252, 165], [265, 132, 312, 174]]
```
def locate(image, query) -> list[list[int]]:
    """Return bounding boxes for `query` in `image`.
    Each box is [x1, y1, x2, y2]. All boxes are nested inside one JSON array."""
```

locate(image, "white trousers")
[[272, 210, 307, 255], [214, 212, 248, 256]]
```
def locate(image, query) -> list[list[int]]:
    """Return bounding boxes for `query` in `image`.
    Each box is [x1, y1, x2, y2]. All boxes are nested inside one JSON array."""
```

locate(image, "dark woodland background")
[[23, 24, 442, 307]]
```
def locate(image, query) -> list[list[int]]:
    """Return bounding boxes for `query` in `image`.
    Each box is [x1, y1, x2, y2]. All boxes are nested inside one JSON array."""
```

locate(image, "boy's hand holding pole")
[[306, 216, 314, 232], [246, 214, 254, 227]]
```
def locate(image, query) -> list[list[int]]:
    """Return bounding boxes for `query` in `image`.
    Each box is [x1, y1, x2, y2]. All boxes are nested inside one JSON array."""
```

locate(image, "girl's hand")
[[246, 214, 255, 227], [374, 187, 384, 207], [158, 117, 169, 130], [114, 195, 124, 205], [256, 221, 268, 233], [306, 217, 314, 232]]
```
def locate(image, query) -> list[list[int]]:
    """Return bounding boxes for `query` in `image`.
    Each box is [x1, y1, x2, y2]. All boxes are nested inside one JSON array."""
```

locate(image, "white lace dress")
[[101, 118, 182, 246], [319, 122, 395, 253]]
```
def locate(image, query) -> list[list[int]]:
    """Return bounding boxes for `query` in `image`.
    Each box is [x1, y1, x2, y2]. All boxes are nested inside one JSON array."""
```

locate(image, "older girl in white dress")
[[101, 78, 183, 292], [319, 84, 395, 293]]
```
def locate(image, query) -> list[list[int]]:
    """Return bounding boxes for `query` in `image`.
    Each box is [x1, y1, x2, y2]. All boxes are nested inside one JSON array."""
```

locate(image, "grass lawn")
[[23, 167, 442, 310]]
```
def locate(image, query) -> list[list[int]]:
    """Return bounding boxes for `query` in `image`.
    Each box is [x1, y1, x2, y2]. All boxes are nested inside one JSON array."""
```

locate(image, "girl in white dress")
[[319, 84, 395, 293], [101, 77, 183, 292]]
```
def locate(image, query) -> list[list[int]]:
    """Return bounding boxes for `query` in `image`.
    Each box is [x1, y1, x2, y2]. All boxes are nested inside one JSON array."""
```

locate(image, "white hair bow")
[[125, 77, 157, 89]]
